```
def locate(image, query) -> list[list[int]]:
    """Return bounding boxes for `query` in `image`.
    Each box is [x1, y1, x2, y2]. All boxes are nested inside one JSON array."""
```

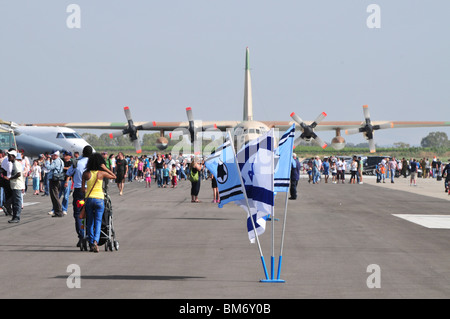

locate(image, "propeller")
[[186, 107, 196, 143], [344, 105, 394, 153], [109, 106, 154, 154], [185, 106, 217, 144], [290, 111, 328, 149]]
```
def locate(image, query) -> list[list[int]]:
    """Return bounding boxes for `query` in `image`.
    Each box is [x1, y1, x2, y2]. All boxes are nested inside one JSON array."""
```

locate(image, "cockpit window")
[[63, 132, 81, 139], [56, 133, 64, 139]]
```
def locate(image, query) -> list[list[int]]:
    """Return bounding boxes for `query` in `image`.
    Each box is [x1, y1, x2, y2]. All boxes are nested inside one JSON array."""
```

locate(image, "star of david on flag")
[[204, 138, 244, 207], [235, 129, 275, 243]]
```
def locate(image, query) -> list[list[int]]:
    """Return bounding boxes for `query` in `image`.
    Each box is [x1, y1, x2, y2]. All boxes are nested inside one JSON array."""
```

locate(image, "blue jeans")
[[156, 168, 163, 187], [390, 169, 395, 182], [59, 180, 71, 212], [86, 198, 104, 245], [312, 169, 320, 184], [12, 189, 23, 220]]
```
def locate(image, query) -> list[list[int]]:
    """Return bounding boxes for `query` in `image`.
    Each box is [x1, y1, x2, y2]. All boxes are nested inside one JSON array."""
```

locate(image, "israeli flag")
[[204, 139, 244, 207], [235, 129, 275, 243], [274, 124, 295, 192]]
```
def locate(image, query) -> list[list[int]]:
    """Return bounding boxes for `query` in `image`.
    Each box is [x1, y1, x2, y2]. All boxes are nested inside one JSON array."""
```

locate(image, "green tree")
[[393, 142, 410, 148], [420, 131, 449, 148], [81, 133, 100, 147]]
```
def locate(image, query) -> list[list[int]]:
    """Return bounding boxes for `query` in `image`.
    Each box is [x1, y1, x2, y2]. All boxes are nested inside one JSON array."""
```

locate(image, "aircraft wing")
[[29, 120, 450, 132], [261, 120, 450, 131], [29, 121, 240, 132]]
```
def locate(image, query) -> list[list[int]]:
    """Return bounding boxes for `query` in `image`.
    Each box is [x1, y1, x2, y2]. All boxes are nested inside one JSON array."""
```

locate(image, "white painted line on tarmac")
[[393, 214, 450, 229]]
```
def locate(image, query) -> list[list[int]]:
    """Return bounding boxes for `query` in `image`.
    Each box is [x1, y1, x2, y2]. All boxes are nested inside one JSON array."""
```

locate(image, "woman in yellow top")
[[82, 153, 116, 252]]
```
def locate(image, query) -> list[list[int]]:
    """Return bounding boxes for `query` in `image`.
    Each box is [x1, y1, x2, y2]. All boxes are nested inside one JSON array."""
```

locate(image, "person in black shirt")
[[115, 152, 128, 196], [443, 160, 450, 194]]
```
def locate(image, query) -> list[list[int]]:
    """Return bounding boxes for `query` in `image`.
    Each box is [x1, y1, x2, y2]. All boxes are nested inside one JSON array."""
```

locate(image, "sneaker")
[[48, 211, 54, 216], [63, 211, 67, 215], [93, 241, 99, 253]]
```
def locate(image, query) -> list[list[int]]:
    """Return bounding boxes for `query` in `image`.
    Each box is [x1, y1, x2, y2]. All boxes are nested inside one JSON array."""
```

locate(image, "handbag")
[[79, 175, 98, 219], [189, 170, 199, 182]]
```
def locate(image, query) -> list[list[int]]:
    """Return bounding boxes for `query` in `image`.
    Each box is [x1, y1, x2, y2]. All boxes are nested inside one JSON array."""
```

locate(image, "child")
[[138, 159, 144, 182], [31, 159, 41, 195], [145, 166, 152, 188], [163, 163, 170, 188], [331, 160, 337, 184], [170, 164, 177, 188]]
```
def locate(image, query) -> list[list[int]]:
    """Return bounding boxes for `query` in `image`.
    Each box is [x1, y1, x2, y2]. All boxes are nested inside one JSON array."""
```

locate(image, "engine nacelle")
[[330, 135, 346, 150], [156, 137, 169, 150]]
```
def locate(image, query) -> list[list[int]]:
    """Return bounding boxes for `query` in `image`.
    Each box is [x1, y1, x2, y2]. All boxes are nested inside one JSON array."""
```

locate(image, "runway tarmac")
[[0, 174, 449, 300]]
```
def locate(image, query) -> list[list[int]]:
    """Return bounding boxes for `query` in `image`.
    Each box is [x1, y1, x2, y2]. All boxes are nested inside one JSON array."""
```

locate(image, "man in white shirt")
[[388, 157, 398, 183], [1, 149, 14, 216], [7, 150, 24, 223]]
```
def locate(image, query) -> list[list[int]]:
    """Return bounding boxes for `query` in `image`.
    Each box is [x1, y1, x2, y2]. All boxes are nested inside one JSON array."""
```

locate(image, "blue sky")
[[1, 0, 449, 146]]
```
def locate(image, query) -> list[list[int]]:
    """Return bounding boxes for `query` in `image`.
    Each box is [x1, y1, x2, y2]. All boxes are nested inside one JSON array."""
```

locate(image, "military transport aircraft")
[[24, 48, 450, 154]]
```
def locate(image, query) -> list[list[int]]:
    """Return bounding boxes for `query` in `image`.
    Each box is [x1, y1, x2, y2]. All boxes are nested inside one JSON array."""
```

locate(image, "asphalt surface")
[[1, 174, 450, 299]]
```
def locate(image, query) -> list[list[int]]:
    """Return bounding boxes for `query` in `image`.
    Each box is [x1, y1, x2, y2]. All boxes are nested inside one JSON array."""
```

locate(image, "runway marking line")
[[393, 214, 450, 229]]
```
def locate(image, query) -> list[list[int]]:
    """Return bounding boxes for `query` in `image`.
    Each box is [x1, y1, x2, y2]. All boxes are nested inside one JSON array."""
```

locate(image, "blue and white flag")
[[204, 139, 244, 207], [235, 129, 275, 243], [274, 124, 295, 192]]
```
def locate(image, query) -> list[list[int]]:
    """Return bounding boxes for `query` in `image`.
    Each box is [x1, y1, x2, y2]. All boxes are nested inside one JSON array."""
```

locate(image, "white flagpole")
[[270, 129, 275, 280], [277, 146, 294, 281], [228, 131, 269, 280], [277, 179, 290, 280]]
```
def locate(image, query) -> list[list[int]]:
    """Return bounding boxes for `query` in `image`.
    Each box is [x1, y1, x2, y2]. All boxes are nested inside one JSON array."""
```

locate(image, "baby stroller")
[[79, 192, 119, 252], [98, 192, 119, 251]]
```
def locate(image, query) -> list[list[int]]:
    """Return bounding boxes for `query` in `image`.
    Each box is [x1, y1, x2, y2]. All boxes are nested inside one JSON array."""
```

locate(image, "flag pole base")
[[260, 279, 285, 283]]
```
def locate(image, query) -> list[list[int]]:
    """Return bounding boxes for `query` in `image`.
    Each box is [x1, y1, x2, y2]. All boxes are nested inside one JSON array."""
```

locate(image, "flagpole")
[[228, 131, 269, 281], [271, 129, 275, 280], [260, 128, 285, 283], [277, 180, 290, 280]]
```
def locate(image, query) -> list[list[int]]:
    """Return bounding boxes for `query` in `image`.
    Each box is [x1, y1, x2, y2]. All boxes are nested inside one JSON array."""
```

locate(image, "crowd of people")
[[0, 148, 213, 249], [301, 156, 365, 185], [1, 147, 449, 251], [299, 155, 450, 191]]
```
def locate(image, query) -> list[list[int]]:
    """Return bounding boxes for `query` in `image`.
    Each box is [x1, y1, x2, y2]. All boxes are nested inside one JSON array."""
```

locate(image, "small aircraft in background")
[[22, 48, 450, 154], [0, 119, 92, 158]]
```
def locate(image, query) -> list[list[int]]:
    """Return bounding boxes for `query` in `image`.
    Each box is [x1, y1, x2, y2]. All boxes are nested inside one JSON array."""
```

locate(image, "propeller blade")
[[202, 123, 218, 131], [109, 131, 124, 139], [363, 105, 371, 120], [369, 139, 376, 153], [373, 122, 394, 130], [124, 106, 133, 122], [311, 112, 327, 128], [290, 112, 304, 125], [139, 122, 157, 130], [313, 136, 328, 149], [345, 128, 362, 135], [293, 136, 303, 146], [186, 107, 194, 122], [186, 107, 196, 143], [133, 139, 142, 154]]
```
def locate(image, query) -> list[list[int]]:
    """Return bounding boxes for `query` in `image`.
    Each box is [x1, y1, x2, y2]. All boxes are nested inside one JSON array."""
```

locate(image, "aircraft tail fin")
[[243, 47, 253, 121]]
